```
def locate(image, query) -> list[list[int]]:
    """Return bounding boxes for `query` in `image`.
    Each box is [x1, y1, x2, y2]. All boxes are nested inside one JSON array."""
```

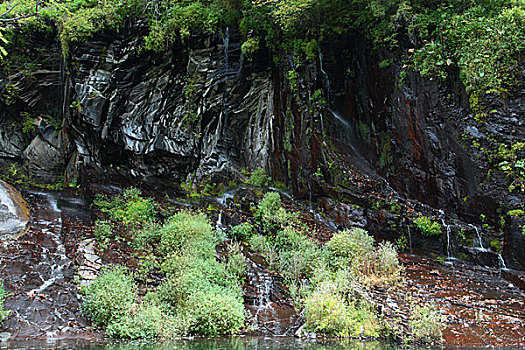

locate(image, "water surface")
[[1, 337, 422, 350]]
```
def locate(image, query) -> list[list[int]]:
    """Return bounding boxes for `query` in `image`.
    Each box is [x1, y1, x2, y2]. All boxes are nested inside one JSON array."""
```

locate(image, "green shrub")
[[105, 299, 166, 340], [275, 228, 321, 282], [278, 250, 310, 283], [304, 282, 382, 338], [230, 222, 254, 241], [490, 239, 502, 253], [255, 192, 290, 233], [94, 187, 156, 229], [324, 228, 402, 286], [0, 281, 9, 323], [159, 253, 242, 310], [414, 216, 442, 236], [275, 227, 317, 253], [246, 168, 271, 187], [159, 211, 215, 257], [374, 241, 402, 281], [241, 37, 260, 59], [325, 228, 375, 271], [226, 242, 247, 279], [133, 222, 162, 251], [409, 303, 443, 343], [94, 220, 113, 249], [248, 234, 277, 267], [82, 266, 136, 327], [185, 285, 245, 336]]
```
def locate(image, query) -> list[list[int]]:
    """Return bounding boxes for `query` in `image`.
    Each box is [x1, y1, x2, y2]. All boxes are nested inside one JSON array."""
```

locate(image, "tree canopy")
[[1, 0, 524, 98]]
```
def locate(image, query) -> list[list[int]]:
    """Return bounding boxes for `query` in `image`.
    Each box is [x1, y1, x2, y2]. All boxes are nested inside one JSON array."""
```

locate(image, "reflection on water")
[[1, 337, 414, 350]]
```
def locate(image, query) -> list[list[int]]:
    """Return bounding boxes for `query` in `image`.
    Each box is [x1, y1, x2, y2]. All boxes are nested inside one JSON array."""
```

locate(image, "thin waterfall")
[[469, 224, 484, 249], [439, 210, 451, 257], [221, 27, 230, 137], [407, 224, 412, 253], [498, 253, 507, 269], [441, 219, 451, 257], [318, 51, 330, 105]]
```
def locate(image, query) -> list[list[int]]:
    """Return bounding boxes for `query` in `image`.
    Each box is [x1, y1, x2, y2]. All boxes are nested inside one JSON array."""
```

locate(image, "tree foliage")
[[2, 0, 525, 98]]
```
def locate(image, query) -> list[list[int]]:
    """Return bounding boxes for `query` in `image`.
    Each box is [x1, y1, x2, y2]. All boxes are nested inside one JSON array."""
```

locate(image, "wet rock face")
[[0, 181, 29, 237], [1, 28, 524, 267], [0, 190, 95, 340], [67, 26, 274, 184], [320, 36, 525, 267]]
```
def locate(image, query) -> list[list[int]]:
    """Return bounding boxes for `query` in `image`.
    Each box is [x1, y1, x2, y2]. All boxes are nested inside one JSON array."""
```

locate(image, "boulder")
[[0, 180, 30, 237]]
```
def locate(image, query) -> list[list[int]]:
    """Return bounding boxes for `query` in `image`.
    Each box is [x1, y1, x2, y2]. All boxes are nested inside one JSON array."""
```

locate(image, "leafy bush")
[[94, 187, 156, 229], [94, 220, 113, 249], [414, 216, 442, 237], [133, 222, 162, 251], [275, 228, 321, 282], [275, 227, 315, 252], [324, 228, 402, 286], [159, 211, 215, 257], [105, 299, 166, 340], [246, 168, 271, 187], [82, 266, 136, 327], [325, 228, 375, 271], [0, 281, 9, 323], [226, 242, 247, 279], [230, 222, 254, 241], [185, 286, 245, 336], [248, 234, 269, 254], [160, 256, 239, 306], [255, 192, 291, 233], [374, 241, 402, 280], [304, 281, 382, 338], [409, 303, 443, 343]]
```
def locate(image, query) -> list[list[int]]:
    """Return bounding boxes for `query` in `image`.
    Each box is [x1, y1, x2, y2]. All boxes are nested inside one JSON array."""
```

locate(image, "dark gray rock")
[[22, 134, 64, 183]]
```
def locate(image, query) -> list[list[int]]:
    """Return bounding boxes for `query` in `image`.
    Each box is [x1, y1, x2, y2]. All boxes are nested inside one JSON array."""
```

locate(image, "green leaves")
[[413, 1, 525, 97], [414, 216, 442, 237], [0, 27, 8, 59]]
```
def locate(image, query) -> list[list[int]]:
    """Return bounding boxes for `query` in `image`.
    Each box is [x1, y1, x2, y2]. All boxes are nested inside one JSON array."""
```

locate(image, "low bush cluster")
[[82, 266, 136, 328], [0, 281, 9, 323], [243, 192, 405, 338], [304, 281, 382, 338], [255, 192, 293, 234], [409, 303, 443, 343], [94, 187, 156, 229], [83, 208, 245, 339], [413, 216, 442, 237], [246, 168, 271, 187]]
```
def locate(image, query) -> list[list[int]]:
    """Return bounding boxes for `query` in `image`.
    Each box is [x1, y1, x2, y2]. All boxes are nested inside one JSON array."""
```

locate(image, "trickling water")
[[329, 108, 353, 132], [26, 192, 70, 297], [443, 220, 451, 257], [246, 260, 279, 333], [407, 225, 412, 253], [224, 27, 230, 71], [216, 210, 224, 232], [469, 224, 484, 249], [243, 249, 297, 335], [498, 253, 507, 269], [439, 210, 452, 258], [318, 51, 330, 105]]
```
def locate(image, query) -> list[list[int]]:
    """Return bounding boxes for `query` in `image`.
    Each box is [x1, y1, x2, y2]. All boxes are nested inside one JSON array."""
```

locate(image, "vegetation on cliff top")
[[1, 0, 524, 99]]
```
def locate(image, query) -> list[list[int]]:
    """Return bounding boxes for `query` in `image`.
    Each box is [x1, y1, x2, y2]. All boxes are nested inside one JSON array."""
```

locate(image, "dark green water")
[[0, 337, 431, 350]]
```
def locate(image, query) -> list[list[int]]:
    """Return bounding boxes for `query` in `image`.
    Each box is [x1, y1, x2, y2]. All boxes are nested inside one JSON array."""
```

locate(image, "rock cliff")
[[0, 26, 524, 269]]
